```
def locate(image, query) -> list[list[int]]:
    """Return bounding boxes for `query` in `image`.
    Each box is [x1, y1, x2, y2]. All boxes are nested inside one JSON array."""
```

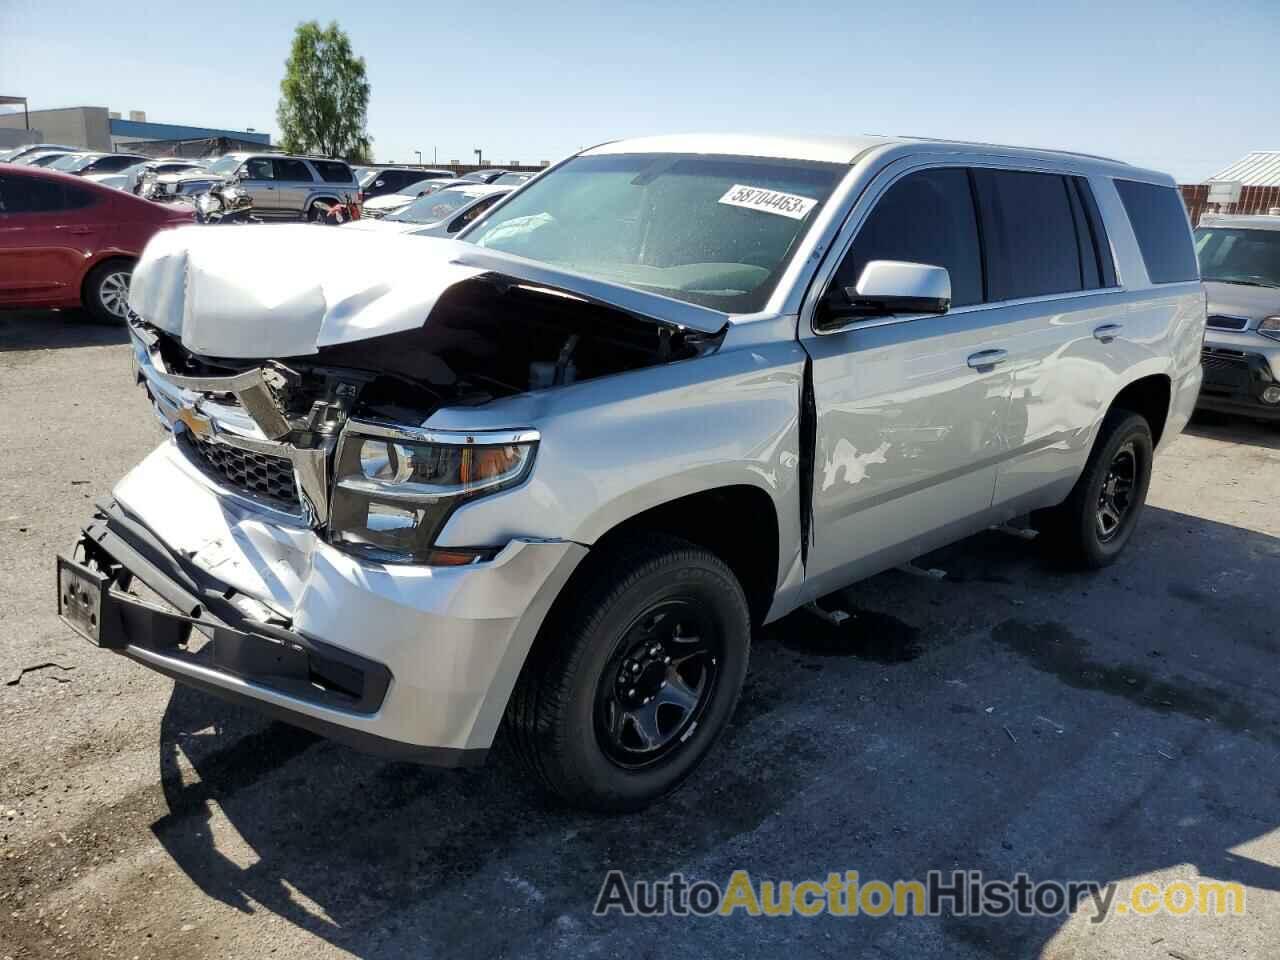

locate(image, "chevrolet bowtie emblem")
[[175, 403, 214, 439]]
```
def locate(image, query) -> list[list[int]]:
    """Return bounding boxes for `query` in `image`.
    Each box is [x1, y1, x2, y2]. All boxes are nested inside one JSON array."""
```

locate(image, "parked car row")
[[347, 181, 512, 235]]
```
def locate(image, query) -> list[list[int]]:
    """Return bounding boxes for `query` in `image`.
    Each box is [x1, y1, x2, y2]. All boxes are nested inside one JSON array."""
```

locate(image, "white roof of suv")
[[584, 133, 1154, 180]]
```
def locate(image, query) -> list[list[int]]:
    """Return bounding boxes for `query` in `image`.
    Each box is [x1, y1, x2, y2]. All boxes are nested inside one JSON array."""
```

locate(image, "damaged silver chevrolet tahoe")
[[57, 134, 1205, 811]]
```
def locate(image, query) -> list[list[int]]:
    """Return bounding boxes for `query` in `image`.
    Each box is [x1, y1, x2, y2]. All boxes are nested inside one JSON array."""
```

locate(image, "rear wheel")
[[83, 259, 134, 324], [1036, 410, 1153, 568], [505, 534, 750, 812]]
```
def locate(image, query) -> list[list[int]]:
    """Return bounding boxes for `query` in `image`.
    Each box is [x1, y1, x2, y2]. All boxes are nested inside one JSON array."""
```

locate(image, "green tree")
[[276, 21, 373, 163]]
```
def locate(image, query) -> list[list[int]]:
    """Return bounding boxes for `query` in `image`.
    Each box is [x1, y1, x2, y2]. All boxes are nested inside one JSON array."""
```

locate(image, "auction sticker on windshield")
[[718, 184, 819, 220]]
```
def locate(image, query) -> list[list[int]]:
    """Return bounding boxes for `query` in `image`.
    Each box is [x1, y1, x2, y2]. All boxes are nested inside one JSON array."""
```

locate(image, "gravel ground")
[[2, 307, 1279, 959]]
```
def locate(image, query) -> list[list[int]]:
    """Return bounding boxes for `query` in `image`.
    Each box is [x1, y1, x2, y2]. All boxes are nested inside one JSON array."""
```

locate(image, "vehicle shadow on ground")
[[1184, 409, 1280, 450], [151, 505, 1280, 958], [0, 309, 127, 352]]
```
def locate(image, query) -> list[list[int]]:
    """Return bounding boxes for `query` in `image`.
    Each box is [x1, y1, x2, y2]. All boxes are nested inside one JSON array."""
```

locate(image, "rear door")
[[799, 163, 1013, 597], [272, 157, 316, 218], [0, 173, 102, 304], [972, 166, 1127, 513]]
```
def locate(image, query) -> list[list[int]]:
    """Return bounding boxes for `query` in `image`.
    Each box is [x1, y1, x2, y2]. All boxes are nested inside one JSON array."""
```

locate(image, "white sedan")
[[346, 183, 510, 237]]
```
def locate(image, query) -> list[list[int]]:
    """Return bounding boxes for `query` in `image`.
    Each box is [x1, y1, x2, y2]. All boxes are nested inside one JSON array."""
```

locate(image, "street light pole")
[[414, 150, 422, 167], [474, 148, 483, 169]]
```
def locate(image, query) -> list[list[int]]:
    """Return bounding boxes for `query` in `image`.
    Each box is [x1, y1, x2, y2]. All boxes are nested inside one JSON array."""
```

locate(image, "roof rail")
[[896, 135, 1128, 165]]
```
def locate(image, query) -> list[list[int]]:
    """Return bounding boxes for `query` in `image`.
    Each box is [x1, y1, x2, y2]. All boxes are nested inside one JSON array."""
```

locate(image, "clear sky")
[[2, 0, 1276, 181]]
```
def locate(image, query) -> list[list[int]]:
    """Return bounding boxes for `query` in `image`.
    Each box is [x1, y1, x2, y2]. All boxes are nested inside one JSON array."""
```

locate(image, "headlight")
[[1259, 316, 1280, 341], [196, 193, 218, 213], [328, 421, 538, 565]]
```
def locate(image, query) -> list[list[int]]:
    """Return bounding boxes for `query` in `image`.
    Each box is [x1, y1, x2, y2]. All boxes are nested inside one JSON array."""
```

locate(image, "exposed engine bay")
[[142, 273, 724, 424]]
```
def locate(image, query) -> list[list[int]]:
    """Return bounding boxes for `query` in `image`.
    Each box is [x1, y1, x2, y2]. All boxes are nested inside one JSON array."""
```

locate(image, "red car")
[[0, 163, 193, 323]]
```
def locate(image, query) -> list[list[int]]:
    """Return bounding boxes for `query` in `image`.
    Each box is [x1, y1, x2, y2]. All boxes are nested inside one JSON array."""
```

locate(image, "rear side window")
[[1114, 179, 1198, 284], [973, 170, 1082, 300], [837, 168, 984, 307], [312, 160, 354, 184], [274, 158, 314, 182]]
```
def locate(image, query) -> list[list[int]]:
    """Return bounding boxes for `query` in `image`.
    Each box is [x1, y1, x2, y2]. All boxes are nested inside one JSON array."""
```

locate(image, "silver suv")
[[57, 134, 1205, 811], [147, 152, 360, 220]]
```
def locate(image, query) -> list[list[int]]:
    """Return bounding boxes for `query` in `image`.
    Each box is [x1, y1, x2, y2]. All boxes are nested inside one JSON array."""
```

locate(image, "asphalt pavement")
[[2, 307, 1278, 959]]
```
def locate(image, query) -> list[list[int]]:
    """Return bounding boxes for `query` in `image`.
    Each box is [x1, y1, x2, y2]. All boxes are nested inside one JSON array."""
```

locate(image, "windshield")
[[464, 153, 844, 311], [388, 187, 490, 224], [49, 154, 91, 171], [205, 156, 243, 176], [1195, 227, 1280, 288]]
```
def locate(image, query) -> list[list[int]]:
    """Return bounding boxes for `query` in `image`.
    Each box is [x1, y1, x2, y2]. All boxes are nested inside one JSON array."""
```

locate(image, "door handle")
[[67, 226, 93, 235], [1093, 323, 1123, 343], [967, 349, 1008, 371]]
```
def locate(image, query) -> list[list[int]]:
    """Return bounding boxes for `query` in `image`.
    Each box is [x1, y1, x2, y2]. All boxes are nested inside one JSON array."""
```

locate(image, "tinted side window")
[[91, 155, 139, 173], [973, 170, 1083, 300], [274, 158, 314, 182], [63, 185, 96, 210], [837, 168, 983, 307], [0, 176, 68, 213], [244, 157, 274, 180], [311, 160, 354, 184], [1114, 179, 1198, 284]]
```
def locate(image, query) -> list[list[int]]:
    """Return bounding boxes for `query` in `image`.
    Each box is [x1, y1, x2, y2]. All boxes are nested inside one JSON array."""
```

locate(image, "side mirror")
[[817, 260, 951, 331]]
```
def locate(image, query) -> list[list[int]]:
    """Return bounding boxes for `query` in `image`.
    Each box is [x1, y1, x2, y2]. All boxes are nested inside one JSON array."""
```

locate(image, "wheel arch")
[[79, 254, 137, 310], [1107, 372, 1172, 447]]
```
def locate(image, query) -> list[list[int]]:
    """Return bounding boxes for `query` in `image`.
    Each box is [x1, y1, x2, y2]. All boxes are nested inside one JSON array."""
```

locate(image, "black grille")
[[189, 434, 299, 506], [1207, 315, 1250, 331], [1200, 348, 1248, 371]]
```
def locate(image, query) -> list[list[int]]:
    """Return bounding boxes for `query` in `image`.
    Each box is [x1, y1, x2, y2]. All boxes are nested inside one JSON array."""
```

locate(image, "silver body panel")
[[105, 133, 1205, 757]]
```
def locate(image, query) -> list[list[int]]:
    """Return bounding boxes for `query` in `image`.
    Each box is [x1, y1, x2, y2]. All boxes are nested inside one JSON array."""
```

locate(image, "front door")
[[238, 157, 278, 215], [800, 165, 1012, 599]]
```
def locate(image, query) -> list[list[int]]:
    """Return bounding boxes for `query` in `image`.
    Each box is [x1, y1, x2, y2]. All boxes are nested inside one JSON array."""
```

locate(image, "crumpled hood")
[[129, 225, 494, 357], [126, 224, 729, 358], [1204, 280, 1280, 328]]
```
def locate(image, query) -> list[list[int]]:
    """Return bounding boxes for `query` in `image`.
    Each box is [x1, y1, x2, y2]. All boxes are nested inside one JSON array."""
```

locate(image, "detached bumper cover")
[[60, 453, 587, 763]]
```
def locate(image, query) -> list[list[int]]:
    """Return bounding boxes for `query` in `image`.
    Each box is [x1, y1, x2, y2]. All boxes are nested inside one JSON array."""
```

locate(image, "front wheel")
[[83, 259, 134, 324], [505, 534, 751, 812], [1036, 410, 1154, 568]]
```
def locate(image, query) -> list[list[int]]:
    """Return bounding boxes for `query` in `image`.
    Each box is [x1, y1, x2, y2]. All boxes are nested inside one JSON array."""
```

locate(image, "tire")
[[505, 533, 751, 813], [82, 259, 135, 324], [1036, 410, 1153, 568], [307, 200, 340, 224]]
